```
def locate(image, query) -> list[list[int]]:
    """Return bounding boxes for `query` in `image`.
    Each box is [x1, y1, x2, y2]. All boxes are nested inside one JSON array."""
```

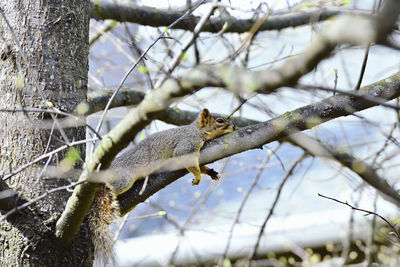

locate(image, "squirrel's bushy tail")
[[89, 185, 116, 266]]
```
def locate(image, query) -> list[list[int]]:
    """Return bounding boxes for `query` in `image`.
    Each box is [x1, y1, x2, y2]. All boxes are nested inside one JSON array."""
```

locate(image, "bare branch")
[[153, 0, 219, 88], [318, 193, 400, 242], [220, 147, 279, 265], [250, 153, 306, 261], [90, 2, 343, 33], [89, 20, 117, 47], [85, 89, 145, 114]]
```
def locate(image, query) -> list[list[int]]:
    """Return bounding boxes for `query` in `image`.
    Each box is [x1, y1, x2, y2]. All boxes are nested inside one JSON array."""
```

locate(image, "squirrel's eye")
[[216, 118, 224, 123]]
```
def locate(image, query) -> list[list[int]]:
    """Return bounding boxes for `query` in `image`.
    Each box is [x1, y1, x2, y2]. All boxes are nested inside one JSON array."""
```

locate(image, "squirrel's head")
[[197, 108, 235, 140]]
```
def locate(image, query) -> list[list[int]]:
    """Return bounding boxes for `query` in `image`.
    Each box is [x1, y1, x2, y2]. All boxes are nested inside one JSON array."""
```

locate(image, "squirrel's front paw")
[[207, 169, 220, 180], [192, 178, 200, 186]]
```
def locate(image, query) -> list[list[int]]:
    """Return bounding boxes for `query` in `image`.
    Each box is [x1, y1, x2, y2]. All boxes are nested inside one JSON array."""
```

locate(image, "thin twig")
[[229, 3, 274, 61], [138, 176, 149, 195], [89, 20, 117, 47], [333, 68, 338, 95], [366, 193, 378, 267], [154, 0, 219, 88], [113, 213, 129, 243], [355, 43, 371, 90], [249, 153, 306, 262], [318, 193, 400, 242], [149, 201, 183, 233], [36, 121, 57, 182], [226, 94, 254, 120], [126, 211, 166, 221], [373, 124, 396, 165], [219, 147, 279, 266], [170, 157, 230, 266]]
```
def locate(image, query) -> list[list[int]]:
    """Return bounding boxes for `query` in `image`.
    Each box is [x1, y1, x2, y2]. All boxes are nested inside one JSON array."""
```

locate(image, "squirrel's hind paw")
[[207, 169, 220, 180]]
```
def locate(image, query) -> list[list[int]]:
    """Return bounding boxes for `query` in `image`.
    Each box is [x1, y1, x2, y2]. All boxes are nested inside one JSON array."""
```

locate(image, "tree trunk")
[[0, 0, 93, 265]]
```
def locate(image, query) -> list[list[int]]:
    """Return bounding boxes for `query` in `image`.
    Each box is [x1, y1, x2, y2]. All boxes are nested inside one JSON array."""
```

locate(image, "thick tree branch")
[[117, 72, 400, 215], [86, 89, 145, 114], [90, 2, 342, 33]]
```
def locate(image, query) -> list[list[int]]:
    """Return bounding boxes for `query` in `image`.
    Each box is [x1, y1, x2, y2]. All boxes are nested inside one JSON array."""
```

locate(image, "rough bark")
[[0, 0, 92, 266]]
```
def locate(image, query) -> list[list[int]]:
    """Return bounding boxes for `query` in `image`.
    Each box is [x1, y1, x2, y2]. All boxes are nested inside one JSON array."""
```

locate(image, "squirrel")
[[108, 108, 235, 208], [91, 108, 234, 264]]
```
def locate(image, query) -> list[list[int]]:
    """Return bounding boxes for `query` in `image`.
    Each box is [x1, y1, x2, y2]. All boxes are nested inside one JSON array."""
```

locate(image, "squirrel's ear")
[[198, 108, 211, 127]]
